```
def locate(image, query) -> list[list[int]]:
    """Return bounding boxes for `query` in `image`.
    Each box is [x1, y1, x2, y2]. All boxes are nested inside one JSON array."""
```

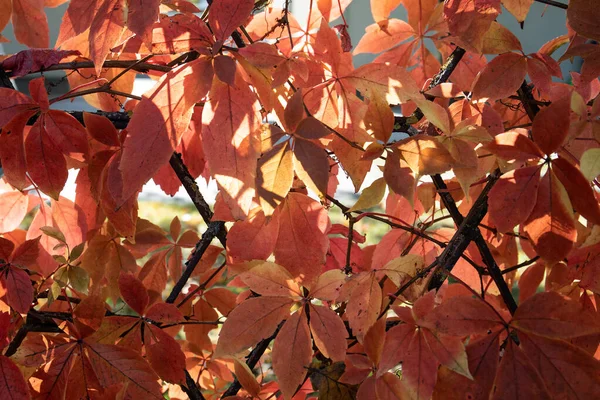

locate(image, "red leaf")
[[226, 210, 278, 263], [73, 295, 106, 338], [208, 0, 254, 42], [518, 262, 545, 303], [89, 0, 126, 76], [85, 342, 163, 398], [553, 157, 600, 225], [0, 355, 30, 400], [491, 339, 551, 400], [4, 266, 33, 314], [145, 302, 183, 324], [83, 112, 120, 147], [127, 0, 161, 40], [56, 0, 99, 47], [213, 54, 237, 86], [25, 120, 68, 200], [117, 57, 213, 205], [532, 96, 570, 154], [568, 0, 600, 42], [471, 52, 527, 102], [146, 326, 186, 385], [0, 191, 29, 234], [272, 310, 312, 400], [0, 237, 14, 261], [1, 49, 81, 78], [0, 111, 33, 190], [511, 291, 600, 339], [523, 170, 577, 264], [444, 0, 500, 53], [12, 0, 49, 48], [118, 272, 148, 315], [274, 193, 330, 285], [421, 296, 506, 336], [519, 332, 600, 399], [488, 166, 541, 233], [293, 138, 330, 196], [484, 129, 544, 161]]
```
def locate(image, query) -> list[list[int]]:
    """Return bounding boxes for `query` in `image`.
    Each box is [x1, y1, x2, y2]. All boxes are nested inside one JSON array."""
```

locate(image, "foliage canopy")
[[1, 0, 600, 399]]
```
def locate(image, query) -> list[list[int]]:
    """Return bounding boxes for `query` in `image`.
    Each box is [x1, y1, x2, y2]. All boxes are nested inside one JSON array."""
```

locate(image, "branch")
[[220, 324, 282, 398], [165, 220, 226, 304], [7, 59, 172, 77], [535, 0, 568, 9]]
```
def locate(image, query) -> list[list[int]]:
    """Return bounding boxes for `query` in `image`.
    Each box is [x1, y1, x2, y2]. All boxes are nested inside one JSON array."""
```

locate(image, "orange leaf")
[[202, 78, 261, 220], [274, 193, 330, 285], [482, 21, 523, 54], [0, 191, 29, 234], [208, 0, 254, 42], [51, 197, 87, 250], [256, 141, 294, 216], [502, 0, 534, 23], [227, 210, 278, 263], [272, 310, 312, 400], [232, 357, 261, 397], [89, 0, 126, 76], [83, 112, 120, 147], [488, 166, 541, 233], [343, 63, 421, 105], [0, 356, 30, 399], [345, 272, 382, 342], [118, 14, 213, 55], [85, 342, 162, 398], [353, 19, 414, 55], [12, 0, 49, 48], [118, 272, 148, 315], [215, 296, 293, 357], [0, 0, 11, 33], [396, 134, 455, 176], [309, 304, 348, 362], [471, 52, 527, 102], [117, 57, 213, 205], [0, 111, 33, 190], [371, 0, 402, 23], [523, 170, 577, 264], [484, 129, 544, 161], [238, 261, 303, 298]]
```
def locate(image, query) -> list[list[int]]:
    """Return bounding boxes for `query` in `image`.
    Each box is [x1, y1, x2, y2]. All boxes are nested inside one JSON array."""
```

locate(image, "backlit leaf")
[[471, 52, 527, 102]]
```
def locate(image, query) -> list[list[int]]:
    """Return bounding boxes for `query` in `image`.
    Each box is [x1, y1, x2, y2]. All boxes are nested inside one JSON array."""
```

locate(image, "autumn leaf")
[[202, 77, 261, 220], [309, 304, 348, 362], [471, 52, 527, 102], [272, 310, 313, 400], [116, 57, 213, 205], [396, 134, 455, 177], [256, 141, 294, 216], [215, 296, 293, 357], [274, 193, 330, 285], [0, 355, 30, 400], [208, 0, 254, 43]]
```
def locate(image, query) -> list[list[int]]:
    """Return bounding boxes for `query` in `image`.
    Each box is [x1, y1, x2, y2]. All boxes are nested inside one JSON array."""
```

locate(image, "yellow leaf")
[[349, 178, 386, 212]]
